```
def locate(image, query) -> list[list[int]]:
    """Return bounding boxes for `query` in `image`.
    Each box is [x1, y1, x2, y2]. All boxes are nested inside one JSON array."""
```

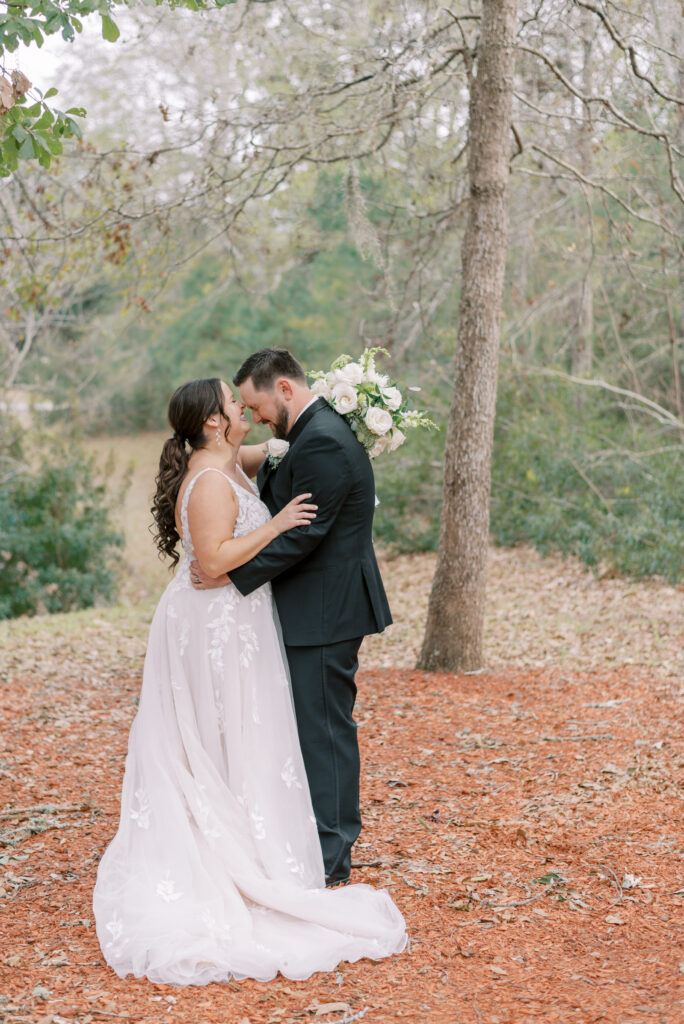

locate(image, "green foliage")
[[0, 0, 236, 175], [100, 230, 386, 431], [490, 375, 684, 584], [371, 370, 684, 585], [372, 422, 444, 553], [0, 79, 84, 175], [0, 436, 126, 618]]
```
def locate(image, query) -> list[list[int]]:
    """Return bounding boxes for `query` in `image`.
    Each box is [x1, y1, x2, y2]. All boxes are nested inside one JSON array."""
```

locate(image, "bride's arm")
[[237, 444, 267, 479], [187, 473, 316, 578]]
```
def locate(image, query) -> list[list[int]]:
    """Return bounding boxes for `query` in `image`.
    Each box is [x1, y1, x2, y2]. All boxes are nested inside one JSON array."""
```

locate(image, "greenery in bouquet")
[[308, 348, 435, 458]]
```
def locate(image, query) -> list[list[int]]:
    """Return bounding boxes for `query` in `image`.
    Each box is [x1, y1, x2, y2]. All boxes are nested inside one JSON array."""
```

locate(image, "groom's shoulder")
[[305, 402, 358, 448]]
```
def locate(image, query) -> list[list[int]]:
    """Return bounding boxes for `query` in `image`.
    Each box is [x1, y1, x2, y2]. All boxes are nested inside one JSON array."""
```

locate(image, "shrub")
[[372, 423, 444, 554], [490, 376, 684, 582], [0, 438, 125, 618], [372, 371, 684, 584]]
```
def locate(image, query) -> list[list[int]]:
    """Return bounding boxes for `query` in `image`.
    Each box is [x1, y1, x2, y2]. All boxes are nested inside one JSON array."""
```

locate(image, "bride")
[[92, 377, 406, 986]]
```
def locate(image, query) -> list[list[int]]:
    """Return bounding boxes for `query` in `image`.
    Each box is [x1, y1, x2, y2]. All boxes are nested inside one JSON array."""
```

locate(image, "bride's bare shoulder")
[[177, 467, 236, 519]]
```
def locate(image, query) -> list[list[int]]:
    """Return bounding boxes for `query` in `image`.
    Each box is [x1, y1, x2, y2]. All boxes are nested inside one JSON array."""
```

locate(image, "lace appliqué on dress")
[[130, 788, 151, 829], [156, 872, 184, 903], [280, 757, 303, 790]]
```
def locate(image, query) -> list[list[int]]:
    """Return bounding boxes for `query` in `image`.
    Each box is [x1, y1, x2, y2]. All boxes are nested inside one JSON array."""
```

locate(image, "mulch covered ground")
[[1, 659, 682, 1024]]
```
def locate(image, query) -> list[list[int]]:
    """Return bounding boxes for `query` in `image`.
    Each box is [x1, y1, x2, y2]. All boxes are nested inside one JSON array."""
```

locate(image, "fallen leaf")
[[315, 1003, 351, 1016]]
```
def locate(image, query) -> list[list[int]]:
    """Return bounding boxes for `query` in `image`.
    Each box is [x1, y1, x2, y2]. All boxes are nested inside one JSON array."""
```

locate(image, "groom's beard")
[[270, 400, 291, 440]]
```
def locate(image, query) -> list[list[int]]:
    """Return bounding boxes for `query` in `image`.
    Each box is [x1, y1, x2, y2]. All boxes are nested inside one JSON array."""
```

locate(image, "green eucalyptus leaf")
[[100, 14, 119, 41]]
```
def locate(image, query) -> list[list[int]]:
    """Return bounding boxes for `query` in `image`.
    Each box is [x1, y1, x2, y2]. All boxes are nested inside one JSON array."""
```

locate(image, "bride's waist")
[[175, 557, 271, 595]]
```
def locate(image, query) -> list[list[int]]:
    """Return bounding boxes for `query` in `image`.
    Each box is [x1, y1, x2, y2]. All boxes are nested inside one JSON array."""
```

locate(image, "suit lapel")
[[285, 397, 327, 446]]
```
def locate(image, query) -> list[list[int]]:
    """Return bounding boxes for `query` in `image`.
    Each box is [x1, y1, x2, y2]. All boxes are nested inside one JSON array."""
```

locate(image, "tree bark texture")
[[572, 4, 595, 388], [418, 0, 518, 673]]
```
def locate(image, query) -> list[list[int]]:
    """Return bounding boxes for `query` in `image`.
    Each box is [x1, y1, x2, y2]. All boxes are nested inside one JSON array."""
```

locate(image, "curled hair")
[[151, 378, 229, 567], [233, 348, 306, 391]]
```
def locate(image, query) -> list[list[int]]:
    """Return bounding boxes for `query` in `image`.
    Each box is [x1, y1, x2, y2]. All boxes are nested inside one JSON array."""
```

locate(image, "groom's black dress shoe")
[[325, 875, 351, 889]]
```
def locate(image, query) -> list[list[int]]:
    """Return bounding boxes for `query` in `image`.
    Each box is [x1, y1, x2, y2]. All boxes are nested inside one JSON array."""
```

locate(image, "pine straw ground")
[[0, 547, 682, 1024]]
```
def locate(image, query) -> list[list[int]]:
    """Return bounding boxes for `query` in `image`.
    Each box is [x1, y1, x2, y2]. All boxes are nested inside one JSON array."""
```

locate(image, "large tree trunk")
[[418, 0, 518, 673]]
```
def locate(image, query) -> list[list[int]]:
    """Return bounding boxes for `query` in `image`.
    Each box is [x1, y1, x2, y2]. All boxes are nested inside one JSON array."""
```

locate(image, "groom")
[[199, 348, 391, 886]]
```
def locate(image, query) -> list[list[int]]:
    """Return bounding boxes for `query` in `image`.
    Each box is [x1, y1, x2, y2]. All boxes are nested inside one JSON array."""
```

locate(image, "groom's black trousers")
[[284, 636, 363, 883]]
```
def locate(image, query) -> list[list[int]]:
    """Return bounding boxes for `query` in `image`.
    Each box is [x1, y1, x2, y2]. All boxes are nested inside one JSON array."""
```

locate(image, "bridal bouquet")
[[309, 348, 434, 459]]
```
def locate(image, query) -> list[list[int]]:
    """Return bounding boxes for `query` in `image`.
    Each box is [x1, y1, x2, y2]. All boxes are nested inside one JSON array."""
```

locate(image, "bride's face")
[[218, 381, 249, 441]]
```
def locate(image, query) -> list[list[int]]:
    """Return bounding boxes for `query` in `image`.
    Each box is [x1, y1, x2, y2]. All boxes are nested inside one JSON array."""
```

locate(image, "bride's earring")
[[215, 426, 222, 446]]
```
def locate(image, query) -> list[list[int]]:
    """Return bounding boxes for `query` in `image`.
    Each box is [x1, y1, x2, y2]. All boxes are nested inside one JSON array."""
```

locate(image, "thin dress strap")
[[179, 467, 233, 546]]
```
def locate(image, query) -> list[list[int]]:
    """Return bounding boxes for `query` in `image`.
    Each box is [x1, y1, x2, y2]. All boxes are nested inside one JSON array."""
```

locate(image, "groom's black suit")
[[229, 397, 392, 881]]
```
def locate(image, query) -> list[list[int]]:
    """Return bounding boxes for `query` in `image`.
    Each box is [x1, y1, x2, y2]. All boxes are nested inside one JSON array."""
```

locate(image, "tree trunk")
[[572, 5, 594, 388], [418, 0, 518, 673]]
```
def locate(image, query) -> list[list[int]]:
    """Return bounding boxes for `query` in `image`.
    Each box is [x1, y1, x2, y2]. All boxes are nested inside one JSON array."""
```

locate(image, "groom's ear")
[[276, 377, 295, 401]]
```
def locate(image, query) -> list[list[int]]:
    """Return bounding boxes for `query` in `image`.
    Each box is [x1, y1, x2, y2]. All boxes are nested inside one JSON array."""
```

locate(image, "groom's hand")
[[190, 560, 230, 590]]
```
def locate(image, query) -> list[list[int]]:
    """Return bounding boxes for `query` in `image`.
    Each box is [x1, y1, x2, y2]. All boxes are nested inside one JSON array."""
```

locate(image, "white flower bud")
[[367, 370, 389, 388], [336, 361, 364, 385], [387, 427, 406, 452], [368, 435, 392, 458], [311, 377, 333, 400]]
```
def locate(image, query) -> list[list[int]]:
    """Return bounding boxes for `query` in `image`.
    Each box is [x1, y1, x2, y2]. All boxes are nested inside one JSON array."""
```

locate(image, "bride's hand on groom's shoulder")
[[190, 559, 230, 590]]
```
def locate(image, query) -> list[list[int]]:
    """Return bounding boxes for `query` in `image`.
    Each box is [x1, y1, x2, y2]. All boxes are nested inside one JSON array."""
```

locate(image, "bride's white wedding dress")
[[93, 466, 406, 985]]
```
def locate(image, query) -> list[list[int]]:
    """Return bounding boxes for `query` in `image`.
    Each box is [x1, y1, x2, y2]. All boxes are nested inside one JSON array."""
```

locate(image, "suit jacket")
[[229, 398, 392, 646]]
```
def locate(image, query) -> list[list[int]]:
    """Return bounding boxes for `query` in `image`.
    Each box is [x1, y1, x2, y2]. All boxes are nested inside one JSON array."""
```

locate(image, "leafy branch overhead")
[[0, 0, 237, 175]]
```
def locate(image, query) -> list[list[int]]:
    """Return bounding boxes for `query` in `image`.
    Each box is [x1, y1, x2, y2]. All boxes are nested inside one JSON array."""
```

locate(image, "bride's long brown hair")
[[151, 378, 230, 567]]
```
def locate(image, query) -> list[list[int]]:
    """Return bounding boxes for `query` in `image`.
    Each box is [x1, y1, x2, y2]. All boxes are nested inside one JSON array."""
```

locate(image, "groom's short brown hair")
[[233, 348, 306, 391]]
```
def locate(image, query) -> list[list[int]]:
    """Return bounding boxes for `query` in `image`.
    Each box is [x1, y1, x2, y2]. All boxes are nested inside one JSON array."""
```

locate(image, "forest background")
[[1, 6, 683, 1020], [0, 0, 682, 626]]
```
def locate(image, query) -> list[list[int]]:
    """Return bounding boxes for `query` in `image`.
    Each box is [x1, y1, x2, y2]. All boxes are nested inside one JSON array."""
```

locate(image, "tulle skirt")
[[93, 565, 406, 985]]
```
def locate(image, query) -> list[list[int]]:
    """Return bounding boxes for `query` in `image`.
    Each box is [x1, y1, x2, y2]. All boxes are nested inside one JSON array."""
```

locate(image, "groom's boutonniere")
[[264, 438, 290, 469]]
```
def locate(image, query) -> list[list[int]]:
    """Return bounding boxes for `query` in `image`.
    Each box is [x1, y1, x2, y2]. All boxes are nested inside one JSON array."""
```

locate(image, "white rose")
[[336, 361, 364, 385], [381, 386, 402, 411], [387, 427, 406, 452], [332, 381, 359, 415], [365, 405, 393, 436], [368, 435, 391, 459], [311, 377, 333, 400], [266, 438, 290, 458]]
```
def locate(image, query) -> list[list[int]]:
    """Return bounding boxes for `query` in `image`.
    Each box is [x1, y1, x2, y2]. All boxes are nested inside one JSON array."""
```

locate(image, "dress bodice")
[[179, 465, 271, 563]]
